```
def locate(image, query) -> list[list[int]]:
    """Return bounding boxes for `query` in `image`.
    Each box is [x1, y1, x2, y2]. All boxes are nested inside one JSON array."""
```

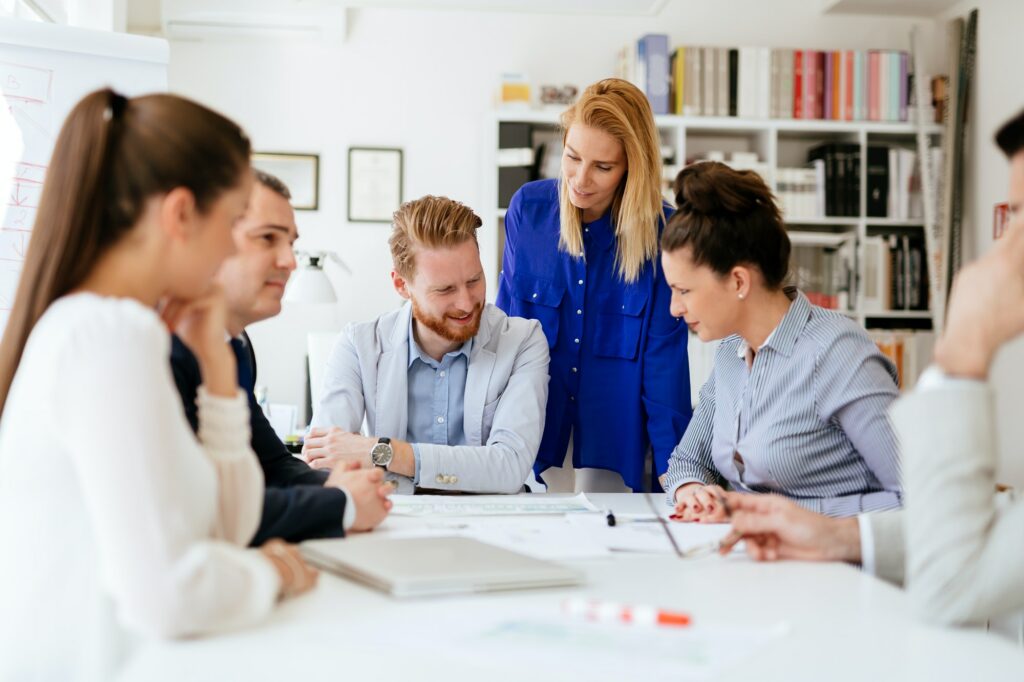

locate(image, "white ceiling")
[[129, 0, 672, 30], [819, 0, 961, 17]]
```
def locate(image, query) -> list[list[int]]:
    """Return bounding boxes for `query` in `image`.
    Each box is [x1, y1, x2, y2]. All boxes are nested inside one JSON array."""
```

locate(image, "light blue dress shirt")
[[406, 315, 471, 484]]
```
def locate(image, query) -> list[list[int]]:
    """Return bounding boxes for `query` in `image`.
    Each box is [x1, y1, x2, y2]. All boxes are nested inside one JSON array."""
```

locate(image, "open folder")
[[302, 535, 583, 598]]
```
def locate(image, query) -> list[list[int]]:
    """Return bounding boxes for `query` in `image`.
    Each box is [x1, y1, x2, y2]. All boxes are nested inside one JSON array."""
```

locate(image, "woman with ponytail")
[[0, 90, 316, 679], [496, 78, 691, 493], [661, 161, 903, 520]]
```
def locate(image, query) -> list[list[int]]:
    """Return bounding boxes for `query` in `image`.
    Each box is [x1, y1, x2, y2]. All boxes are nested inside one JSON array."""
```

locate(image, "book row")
[[619, 35, 917, 122]]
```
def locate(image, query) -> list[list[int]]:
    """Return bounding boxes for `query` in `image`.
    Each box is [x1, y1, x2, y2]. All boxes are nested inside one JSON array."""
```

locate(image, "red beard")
[[411, 298, 483, 344]]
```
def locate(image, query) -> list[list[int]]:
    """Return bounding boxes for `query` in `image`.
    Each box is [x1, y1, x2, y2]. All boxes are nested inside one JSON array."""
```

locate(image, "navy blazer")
[[170, 335, 347, 545]]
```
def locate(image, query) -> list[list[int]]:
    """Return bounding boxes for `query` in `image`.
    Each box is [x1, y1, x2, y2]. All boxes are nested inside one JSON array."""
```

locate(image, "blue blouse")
[[496, 179, 692, 491]]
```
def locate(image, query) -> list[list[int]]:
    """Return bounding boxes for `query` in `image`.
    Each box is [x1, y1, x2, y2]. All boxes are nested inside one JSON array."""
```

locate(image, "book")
[[638, 34, 670, 115], [793, 49, 804, 119], [868, 50, 880, 121], [738, 47, 756, 118], [844, 50, 854, 121], [853, 51, 866, 121], [824, 51, 833, 120], [684, 46, 700, 115], [715, 47, 729, 117], [861, 235, 889, 312], [899, 51, 909, 121], [866, 145, 889, 217], [780, 50, 794, 119], [770, 49, 781, 119], [671, 47, 685, 114], [728, 48, 739, 117], [815, 51, 826, 119], [702, 46, 715, 116], [757, 47, 772, 119]]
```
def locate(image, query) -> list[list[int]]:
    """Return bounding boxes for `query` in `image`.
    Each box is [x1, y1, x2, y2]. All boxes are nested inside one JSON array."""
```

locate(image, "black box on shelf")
[[498, 166, 532, 208], [499, 122, 532, 149]]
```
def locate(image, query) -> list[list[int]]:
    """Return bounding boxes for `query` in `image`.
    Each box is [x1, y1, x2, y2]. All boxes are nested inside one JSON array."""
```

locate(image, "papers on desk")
[[385, 517, 612, 561], [566, 513, 737, 555], [388, 492, 599, 516], [380, 510, 737, 562]]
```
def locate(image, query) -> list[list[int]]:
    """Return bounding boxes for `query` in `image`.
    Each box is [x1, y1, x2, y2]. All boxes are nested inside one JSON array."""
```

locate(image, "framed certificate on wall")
[[347, 147, 403, 223], [252, 152, 319, 211]]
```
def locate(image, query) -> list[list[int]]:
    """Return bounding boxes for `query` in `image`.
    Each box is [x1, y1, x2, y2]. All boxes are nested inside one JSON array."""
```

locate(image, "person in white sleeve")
[[0, 89, 317, 681]]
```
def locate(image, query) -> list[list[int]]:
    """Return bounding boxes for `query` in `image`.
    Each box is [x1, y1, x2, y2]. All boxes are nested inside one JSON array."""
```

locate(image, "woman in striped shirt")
[[661, 161, 902, 520]]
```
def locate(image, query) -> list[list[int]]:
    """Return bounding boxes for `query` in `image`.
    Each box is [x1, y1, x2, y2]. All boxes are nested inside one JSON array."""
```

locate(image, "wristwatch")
[[370, 437, 393, 469]]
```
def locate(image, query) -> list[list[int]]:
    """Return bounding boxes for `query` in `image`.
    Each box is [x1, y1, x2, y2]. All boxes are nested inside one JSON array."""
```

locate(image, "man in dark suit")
[[171, 169, 391, 545]]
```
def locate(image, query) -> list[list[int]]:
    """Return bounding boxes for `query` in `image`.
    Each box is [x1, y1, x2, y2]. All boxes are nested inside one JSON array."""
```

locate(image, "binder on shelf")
[[779, 49, 794, 120], [866, 145, 889, 218], [728, 48, 739, 117], [716, 47, 730, 118], [702, 46, 715, 117], [671, 47, 685, 115], [684, 46, 702, 117], [638, 33, 670, 115], [790, 49, 798, 119]]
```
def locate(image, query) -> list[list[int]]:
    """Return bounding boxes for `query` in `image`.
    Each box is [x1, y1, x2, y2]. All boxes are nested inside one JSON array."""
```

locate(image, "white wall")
[[163, 1, 947, 413], [942, 0, 1024, 487]]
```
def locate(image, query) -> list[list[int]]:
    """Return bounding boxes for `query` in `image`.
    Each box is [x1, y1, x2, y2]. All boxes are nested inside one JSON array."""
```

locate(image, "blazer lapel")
[[375, 303, 411, 439], [463, 308, 496, 445]]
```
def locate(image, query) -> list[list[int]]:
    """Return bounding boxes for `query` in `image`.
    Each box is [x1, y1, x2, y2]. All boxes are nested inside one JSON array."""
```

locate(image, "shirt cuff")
[[916, 365, 985, 392], [857, 513, 875, 575], [411, 442, 422, 485], [334, 484, 356, 531]]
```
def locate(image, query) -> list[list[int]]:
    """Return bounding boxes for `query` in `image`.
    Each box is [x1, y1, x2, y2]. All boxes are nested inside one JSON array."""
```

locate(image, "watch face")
[[370, 442, 392, 466]]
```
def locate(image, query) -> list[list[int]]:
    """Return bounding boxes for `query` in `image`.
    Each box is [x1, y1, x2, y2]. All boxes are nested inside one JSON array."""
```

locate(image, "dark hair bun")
[[662, 161, 791, 290], [674, 161, 767, 216]]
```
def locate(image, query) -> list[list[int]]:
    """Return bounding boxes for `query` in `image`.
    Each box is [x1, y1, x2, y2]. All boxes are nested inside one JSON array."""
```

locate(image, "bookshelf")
[[484, 109, 942, 394]]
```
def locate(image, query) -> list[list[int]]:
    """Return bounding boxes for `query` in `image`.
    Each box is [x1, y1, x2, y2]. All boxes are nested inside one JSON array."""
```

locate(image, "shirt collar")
[[736, 287, 807, 359], [407, 314, 473, 368]]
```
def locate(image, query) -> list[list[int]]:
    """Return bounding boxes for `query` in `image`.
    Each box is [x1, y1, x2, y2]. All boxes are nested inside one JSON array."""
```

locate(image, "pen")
[[562, 597, 691, 628], [605, 511, 659, 527]]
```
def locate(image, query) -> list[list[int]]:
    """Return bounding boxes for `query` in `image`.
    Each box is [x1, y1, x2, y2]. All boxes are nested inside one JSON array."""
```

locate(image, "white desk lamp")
[[285, 250, 350, 304]]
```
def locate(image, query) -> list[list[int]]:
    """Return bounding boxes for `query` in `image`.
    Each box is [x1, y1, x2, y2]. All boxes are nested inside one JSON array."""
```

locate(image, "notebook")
[[301, 535, 583, 598]]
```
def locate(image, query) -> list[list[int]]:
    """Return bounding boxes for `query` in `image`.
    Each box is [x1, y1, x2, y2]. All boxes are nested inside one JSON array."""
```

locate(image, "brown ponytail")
[[662, 161, 790, 289], [0, 88, 251, 416]]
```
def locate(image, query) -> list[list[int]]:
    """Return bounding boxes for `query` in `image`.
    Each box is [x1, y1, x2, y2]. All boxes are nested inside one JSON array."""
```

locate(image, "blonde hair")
[[389, 195, 482, 279], [559, 78, 664, 283]]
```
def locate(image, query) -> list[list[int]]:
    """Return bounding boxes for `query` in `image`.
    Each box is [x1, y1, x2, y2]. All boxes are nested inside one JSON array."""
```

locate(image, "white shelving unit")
[[485, 110, 942, 328]]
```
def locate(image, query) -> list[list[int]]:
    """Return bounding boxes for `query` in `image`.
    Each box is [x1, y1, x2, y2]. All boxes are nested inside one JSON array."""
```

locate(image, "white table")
[[121, 494, 1024, 681]]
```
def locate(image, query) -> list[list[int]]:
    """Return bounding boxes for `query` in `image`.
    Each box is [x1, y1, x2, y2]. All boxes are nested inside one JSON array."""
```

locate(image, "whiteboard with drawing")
[[0, 18, 168, 332]]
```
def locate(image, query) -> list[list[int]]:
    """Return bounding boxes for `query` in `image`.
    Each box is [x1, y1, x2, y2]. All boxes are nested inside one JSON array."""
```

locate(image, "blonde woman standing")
[[496, 78, 692, 492]]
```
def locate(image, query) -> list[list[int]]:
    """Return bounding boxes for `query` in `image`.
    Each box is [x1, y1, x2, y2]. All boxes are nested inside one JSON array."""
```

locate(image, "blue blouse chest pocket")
[[593, 287, 649, 360], [510, 274, 564, 349]]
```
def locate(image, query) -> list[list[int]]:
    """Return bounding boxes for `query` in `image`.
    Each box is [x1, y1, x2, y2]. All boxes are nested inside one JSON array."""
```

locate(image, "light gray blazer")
[[893, 380, 1024, 626], [310, 302, 549, 494], [865, 511, 905, 587]]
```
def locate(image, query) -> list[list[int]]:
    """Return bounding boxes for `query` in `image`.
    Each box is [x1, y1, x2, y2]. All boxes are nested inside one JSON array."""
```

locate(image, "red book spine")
[[816, 51, 826, 119], [868, 50, 880, 121], [793, 50, 803, 119], [831, 51, 841, 120]]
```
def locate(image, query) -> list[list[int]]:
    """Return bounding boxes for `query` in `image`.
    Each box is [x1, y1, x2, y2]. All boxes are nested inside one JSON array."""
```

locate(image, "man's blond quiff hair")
[[559, 78, 664, 283], [389, 195, 482, 279]]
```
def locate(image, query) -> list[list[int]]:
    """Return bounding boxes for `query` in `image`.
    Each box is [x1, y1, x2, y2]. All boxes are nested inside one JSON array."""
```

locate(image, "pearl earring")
[[738, 293, 745, 300]]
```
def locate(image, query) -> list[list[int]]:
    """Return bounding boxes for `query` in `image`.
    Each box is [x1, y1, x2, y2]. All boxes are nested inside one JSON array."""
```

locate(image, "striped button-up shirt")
[[664, 290, 902, 516]]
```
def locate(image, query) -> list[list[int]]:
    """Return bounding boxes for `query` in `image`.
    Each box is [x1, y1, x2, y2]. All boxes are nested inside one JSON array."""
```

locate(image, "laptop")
[[301, 535, 583, 598]]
